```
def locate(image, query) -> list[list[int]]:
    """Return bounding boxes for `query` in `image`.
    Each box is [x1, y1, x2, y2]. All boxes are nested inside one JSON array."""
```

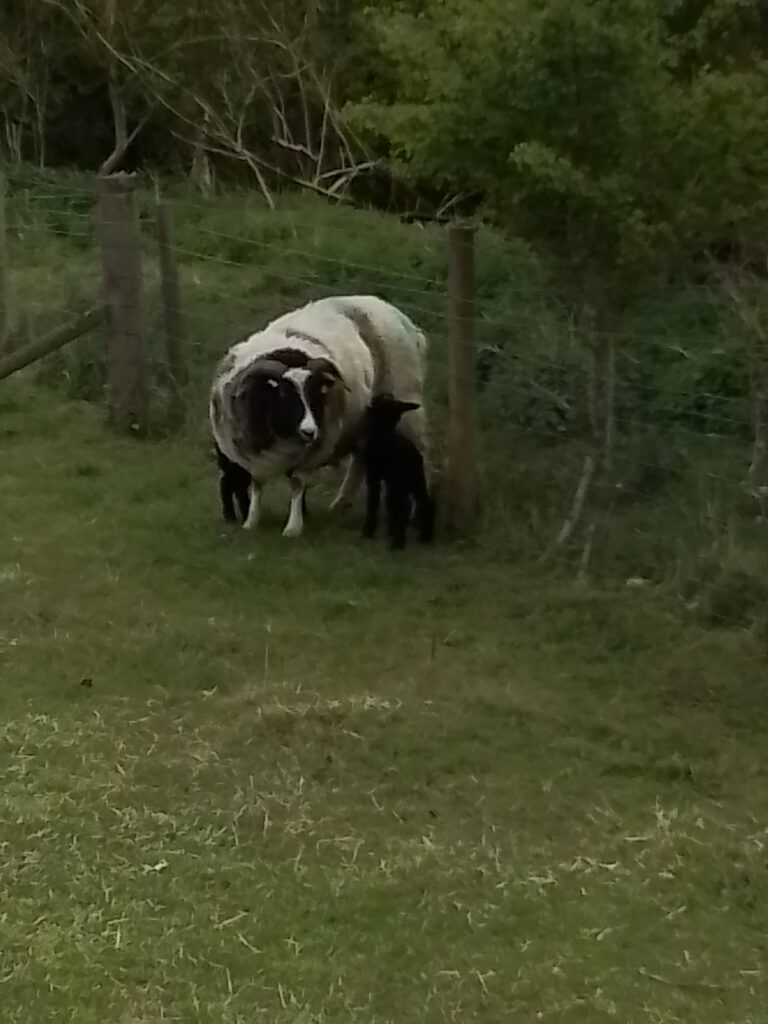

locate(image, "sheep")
[[358, 393, 435, 550], [214, 443, 309, 526], [209, 295, 428, 538]]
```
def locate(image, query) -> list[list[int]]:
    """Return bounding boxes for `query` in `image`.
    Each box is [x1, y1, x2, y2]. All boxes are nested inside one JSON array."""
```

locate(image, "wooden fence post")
[[445, 220, 477, 535], [154, 185, 186, 426], [96, 173, 149, 434]]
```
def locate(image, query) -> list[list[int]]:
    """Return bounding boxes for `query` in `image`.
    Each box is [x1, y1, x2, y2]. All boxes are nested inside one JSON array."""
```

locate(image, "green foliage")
[[347, 0, 768, 289], [3, 0, 767, 287]]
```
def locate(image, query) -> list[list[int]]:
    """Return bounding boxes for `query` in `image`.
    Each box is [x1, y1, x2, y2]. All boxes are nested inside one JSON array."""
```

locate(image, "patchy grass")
[[1, 382, 768, 1022]]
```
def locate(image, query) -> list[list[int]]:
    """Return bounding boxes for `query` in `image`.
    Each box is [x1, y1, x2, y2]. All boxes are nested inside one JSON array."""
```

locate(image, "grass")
[[2, 380, 768, 1022], [2, 167, 768, 1019]]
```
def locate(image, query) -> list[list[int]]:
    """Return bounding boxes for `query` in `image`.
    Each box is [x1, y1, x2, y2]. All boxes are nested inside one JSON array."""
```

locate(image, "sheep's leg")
[[330, 453, 364, 511], [235, 481, 251, 524], [283, 476, 307, 538], [362, 471, 381, 539], [243, 482, 262, 530]]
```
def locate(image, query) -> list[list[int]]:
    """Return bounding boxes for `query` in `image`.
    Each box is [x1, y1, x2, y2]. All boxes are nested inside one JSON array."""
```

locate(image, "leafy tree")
[[345, 0, 768, 556]]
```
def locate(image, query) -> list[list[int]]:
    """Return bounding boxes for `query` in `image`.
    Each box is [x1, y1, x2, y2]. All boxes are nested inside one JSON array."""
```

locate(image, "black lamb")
[[215, 443, 251, 524], [359, 393, 435, 550]]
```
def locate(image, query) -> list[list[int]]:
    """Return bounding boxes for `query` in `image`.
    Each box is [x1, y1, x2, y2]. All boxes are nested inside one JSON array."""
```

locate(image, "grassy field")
[[2, 380, 768, 1022], [2, 168, 768, 1021]]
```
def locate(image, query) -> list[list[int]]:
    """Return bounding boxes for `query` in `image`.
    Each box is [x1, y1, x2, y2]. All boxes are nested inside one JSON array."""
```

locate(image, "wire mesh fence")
[[1, 167, 767, 630]]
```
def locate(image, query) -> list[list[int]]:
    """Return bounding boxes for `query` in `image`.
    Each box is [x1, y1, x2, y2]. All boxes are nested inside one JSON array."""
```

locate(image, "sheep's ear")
[[308, 357, 349, 391], [396, 401, 421, 414], [251, 357, 287, 379]]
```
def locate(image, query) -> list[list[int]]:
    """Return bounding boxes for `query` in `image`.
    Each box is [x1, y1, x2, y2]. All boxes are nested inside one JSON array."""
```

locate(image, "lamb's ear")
[[308, 357, 349, 391], [396, 400, 421, 414]]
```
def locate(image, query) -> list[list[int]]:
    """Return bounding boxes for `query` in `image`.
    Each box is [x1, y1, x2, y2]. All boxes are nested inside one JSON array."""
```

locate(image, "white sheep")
[[209, 295, 429, 537]]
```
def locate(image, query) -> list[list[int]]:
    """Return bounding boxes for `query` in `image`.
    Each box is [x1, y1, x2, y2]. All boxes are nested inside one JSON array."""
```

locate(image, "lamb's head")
[[238, 352, 346, 449], [364, 392, 421, 434]]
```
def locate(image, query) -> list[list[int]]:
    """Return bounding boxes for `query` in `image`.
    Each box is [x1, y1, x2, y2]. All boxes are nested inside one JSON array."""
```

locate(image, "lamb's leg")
[[330, 453, 365, 511], [283, 475, 307, 538], [220, 475, 238, 523], [362, 471, 381, 539], [412, 467, 435, 543], [386, 483, 410, 550], [243, 481, 262, 530]]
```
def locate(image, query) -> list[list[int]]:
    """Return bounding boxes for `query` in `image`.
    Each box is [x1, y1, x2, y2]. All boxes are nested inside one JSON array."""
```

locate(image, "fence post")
[[445, 220, 477, 535], [0, 172, 9, 352], [154, 185, 186, 426], [96, 173, 149, 434]]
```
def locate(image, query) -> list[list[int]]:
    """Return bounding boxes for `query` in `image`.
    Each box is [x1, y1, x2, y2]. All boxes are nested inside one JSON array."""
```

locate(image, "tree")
[[0, 0, 68, 165], [0, 0, 372, 196], [345, 0, 768, 560]]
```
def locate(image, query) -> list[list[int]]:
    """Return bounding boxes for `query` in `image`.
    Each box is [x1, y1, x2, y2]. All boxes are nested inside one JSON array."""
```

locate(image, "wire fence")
[[1, 169, 767, 632]]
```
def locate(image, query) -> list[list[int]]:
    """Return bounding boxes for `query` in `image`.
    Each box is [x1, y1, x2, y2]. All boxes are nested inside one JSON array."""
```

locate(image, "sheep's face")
[[267, 362, 344, 446]]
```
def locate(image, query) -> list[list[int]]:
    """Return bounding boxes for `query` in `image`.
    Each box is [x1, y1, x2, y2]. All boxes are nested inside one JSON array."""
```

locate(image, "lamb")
[[359, 393, 435, 550], [215, 443, 251, 523], [209, 295, 428, 538]]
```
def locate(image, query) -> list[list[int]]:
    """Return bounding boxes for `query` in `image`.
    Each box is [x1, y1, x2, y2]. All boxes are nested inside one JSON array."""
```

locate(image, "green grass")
[[2, 381, 768, 1022], [2, 169, 768, 1016]]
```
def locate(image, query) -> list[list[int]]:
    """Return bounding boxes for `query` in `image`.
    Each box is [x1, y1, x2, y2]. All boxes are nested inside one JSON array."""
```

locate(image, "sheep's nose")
[[299, 426, 317, 444]]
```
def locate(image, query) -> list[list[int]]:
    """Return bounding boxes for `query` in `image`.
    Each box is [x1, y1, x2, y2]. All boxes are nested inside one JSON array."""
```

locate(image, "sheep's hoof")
[[282, 523, 303, 539]]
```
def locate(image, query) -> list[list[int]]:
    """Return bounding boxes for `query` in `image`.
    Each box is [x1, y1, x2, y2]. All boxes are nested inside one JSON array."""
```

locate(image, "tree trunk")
[[546, 295, 616, 566], [190, 114, 214, 195], [100, 75, 129, 175]]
